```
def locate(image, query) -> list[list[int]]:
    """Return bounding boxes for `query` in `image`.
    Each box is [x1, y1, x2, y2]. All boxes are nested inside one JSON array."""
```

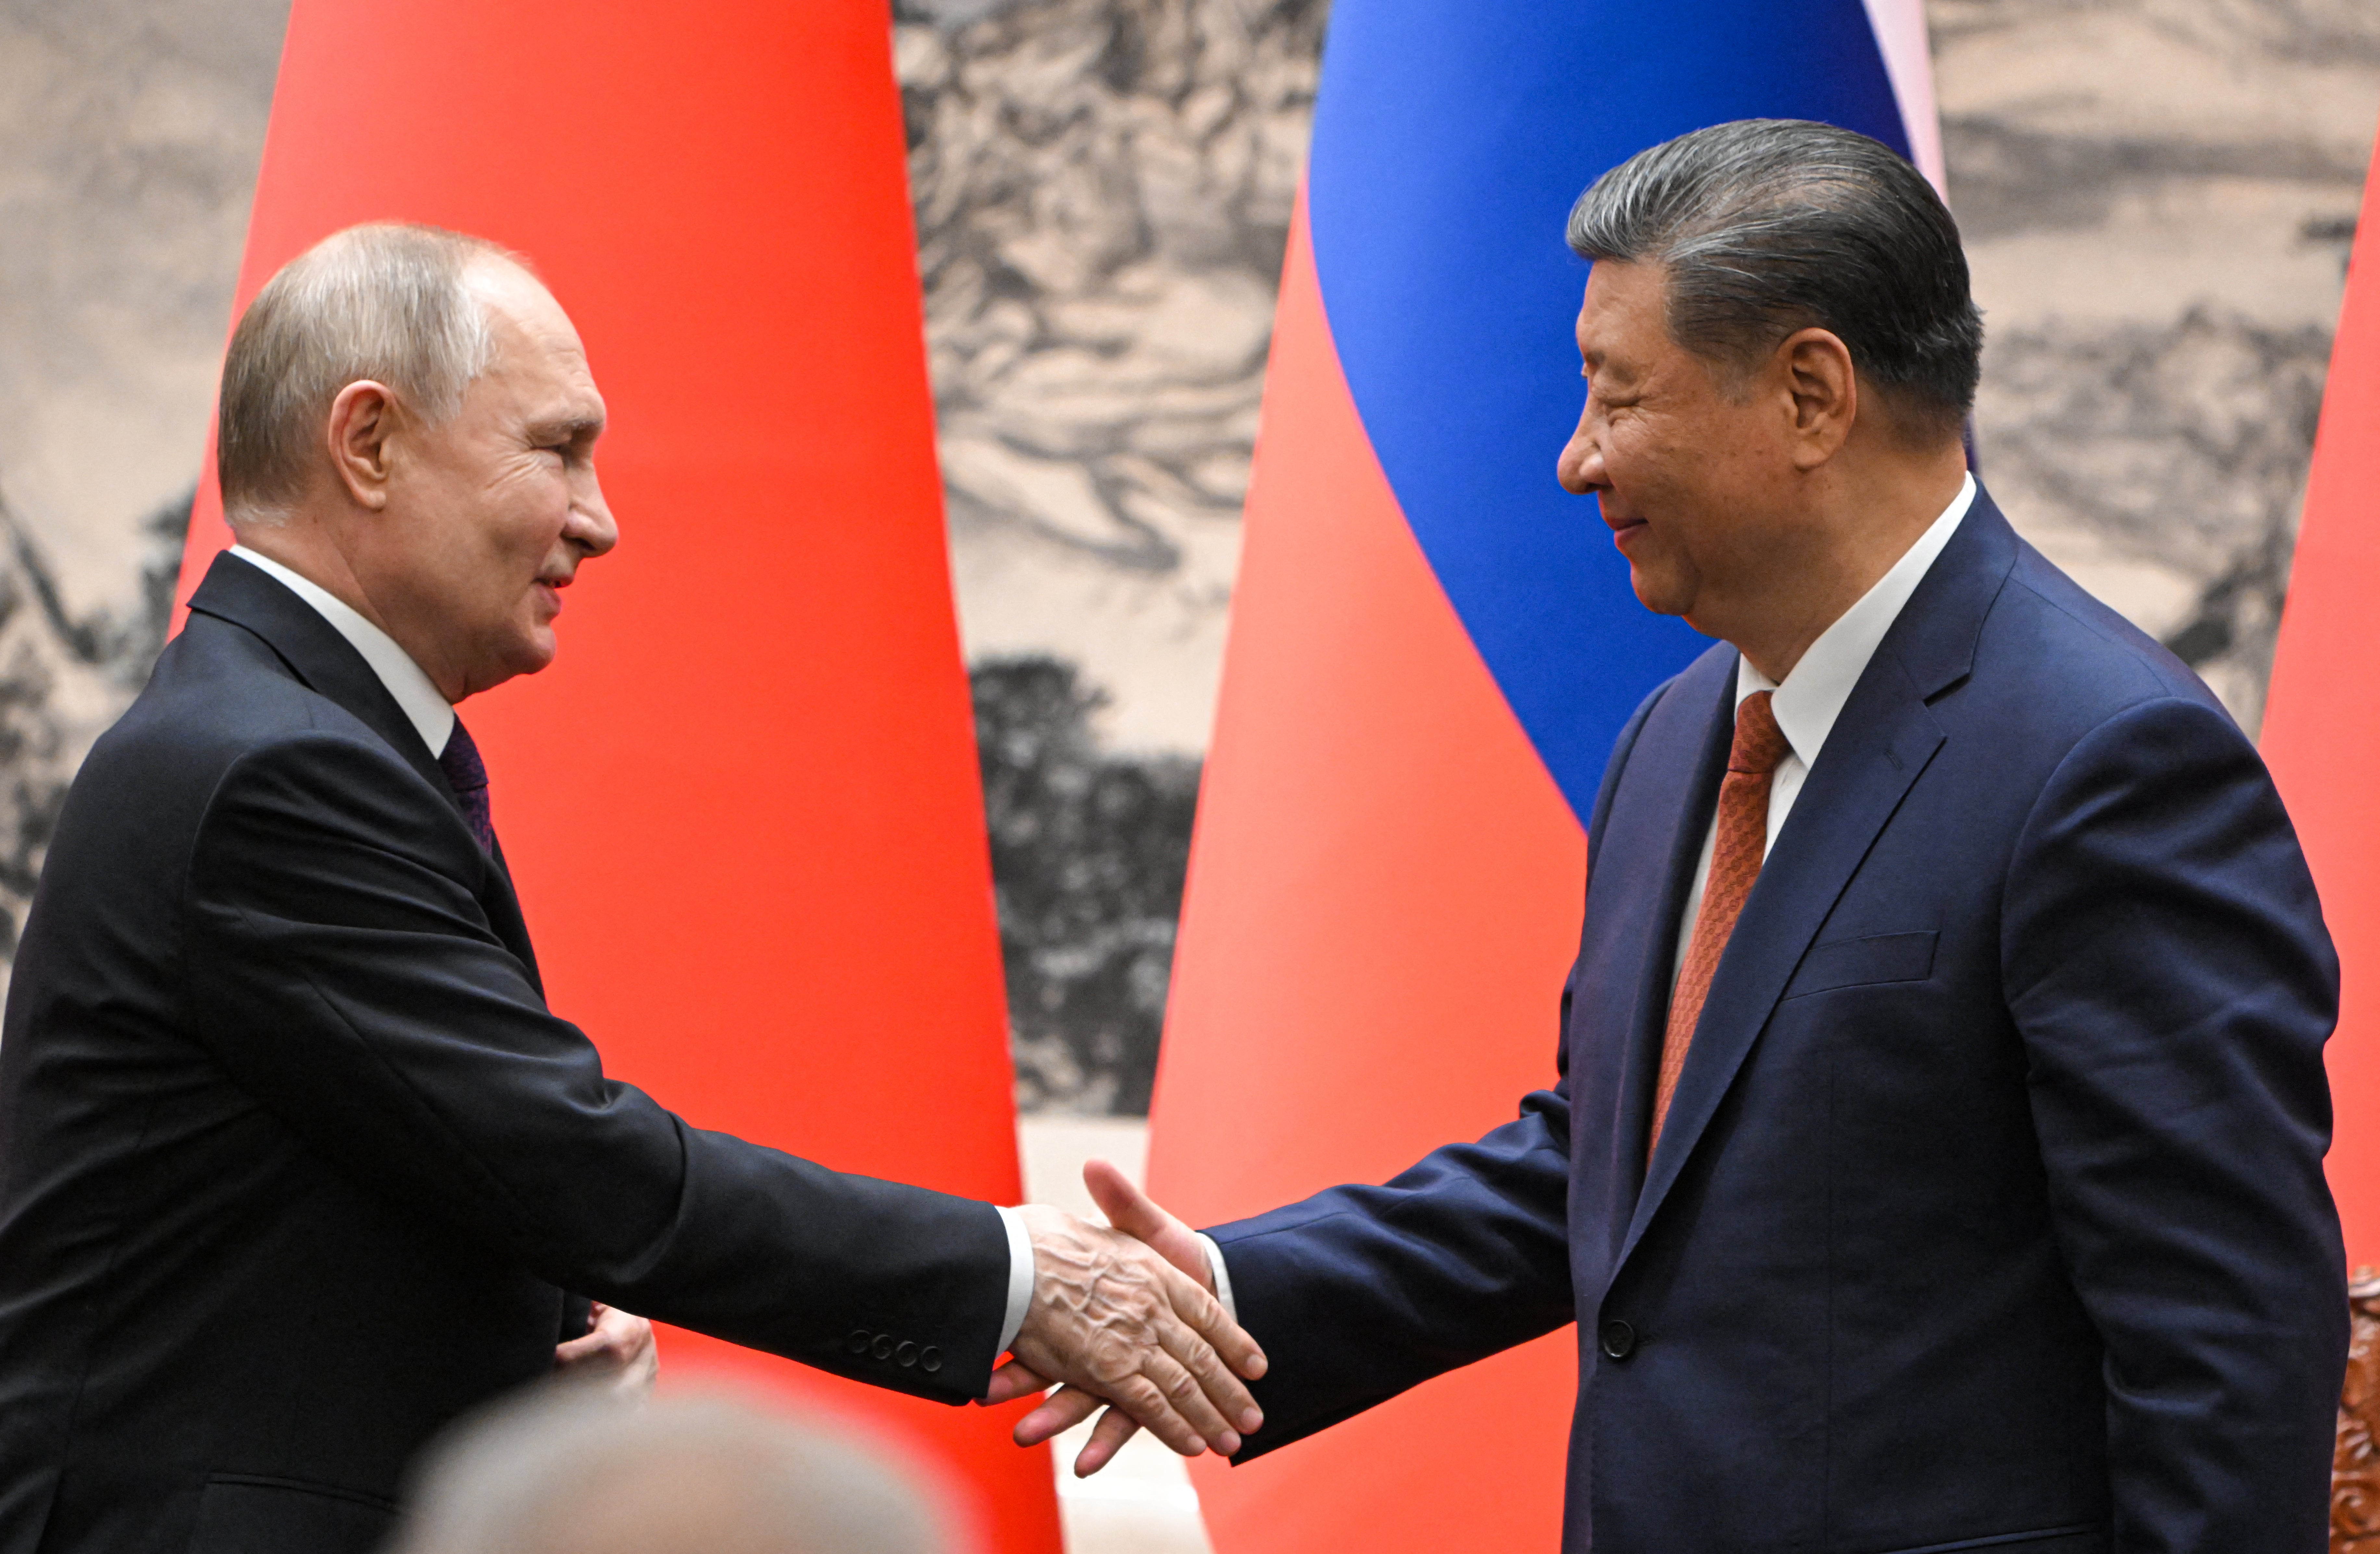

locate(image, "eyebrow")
[[527, 415, 604, 444]]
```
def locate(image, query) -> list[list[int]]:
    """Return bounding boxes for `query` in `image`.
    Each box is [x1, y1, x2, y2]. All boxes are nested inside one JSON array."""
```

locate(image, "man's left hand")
[[554, 1302, 658, 1398]]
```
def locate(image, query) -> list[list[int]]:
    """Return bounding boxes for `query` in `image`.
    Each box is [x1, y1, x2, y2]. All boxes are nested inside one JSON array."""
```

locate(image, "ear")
[[324, 381, 400, 511], [1776, 327, 1857, 471]]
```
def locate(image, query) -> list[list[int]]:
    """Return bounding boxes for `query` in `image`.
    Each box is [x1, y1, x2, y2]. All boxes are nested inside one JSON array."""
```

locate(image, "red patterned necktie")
[[437, 718, 497, 854], [1651, 690, 1791, 1154]]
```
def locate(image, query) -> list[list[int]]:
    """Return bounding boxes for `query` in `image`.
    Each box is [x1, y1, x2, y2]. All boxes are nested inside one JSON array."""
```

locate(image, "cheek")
[[491, 472, 570, 561], [1602, 419, 1683, 498]]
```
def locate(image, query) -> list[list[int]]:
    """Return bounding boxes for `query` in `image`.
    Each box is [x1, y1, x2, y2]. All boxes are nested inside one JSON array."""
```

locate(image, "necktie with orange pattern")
[[1651, 689, 1791, 1153]]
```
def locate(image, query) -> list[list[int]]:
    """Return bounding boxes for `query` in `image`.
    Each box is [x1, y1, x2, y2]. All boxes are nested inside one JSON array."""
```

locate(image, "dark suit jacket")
[[1210, 490, 2346, 1553], [0, 553, 1011, 1554]]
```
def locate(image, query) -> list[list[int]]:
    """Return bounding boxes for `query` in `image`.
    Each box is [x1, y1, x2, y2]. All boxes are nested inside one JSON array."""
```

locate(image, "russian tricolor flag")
[[1147, 3, 1948, 1548]]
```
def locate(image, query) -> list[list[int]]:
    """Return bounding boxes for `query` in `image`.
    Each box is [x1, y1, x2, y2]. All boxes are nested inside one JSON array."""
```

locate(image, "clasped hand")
[[985, 1162, 1238, 1476]]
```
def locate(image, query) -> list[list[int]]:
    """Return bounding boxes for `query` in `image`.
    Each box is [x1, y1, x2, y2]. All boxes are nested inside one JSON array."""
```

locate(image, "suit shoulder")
[[73, 615, 415, 814], [1981, 542, 2228, 726]]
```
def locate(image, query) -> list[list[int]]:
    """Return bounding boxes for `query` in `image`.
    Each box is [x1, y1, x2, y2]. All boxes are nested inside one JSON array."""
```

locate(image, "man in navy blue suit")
[[996, 120, 2349, 1551]]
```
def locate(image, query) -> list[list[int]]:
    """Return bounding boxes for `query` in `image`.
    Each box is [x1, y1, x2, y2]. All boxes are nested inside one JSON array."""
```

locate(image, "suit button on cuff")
[[871, 1335, 895, 1361], [920, 1346, 942, 1373], [847, 1329, 873, 1355], [896, 1341, 919, 1367], [1599, 1320, 1638, 1360]]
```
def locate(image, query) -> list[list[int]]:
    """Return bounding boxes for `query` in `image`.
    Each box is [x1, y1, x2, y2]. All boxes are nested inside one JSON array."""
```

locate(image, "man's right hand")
[[991, 1201, 1264, 1461]]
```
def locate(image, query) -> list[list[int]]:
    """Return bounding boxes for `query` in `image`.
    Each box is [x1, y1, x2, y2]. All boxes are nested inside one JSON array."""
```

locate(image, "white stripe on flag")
[[1860, 0, 1947, 196]]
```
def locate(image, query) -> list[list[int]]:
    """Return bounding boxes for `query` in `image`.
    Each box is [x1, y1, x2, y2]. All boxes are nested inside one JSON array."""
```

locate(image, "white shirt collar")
[[229, 545, 458, 757], [1735, 472, 1976, 766]]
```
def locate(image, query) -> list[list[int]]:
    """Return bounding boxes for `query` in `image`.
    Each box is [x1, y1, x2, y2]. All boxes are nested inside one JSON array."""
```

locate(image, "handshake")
[[991, 1162, 1254, 1477]]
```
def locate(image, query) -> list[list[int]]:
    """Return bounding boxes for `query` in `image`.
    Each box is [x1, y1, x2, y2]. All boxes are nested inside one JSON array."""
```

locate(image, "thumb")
[[1083, 1159, 1211, 1288]]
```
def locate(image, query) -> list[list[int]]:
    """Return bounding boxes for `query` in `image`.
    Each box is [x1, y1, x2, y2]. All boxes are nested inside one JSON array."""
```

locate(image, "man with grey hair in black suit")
[[0, 222, 1266, 1554]]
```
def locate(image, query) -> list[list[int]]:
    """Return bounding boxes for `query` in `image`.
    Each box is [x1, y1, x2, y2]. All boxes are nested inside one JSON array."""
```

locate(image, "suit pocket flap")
[[187, 1475, 395, 1554], [1783, 930, 1938, 1000]]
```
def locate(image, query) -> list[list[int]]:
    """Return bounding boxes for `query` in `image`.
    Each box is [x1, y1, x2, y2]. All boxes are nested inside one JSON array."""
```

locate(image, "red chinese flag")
[[2263, 136, 2380, 1271], [174, 3, 1058, 1548]]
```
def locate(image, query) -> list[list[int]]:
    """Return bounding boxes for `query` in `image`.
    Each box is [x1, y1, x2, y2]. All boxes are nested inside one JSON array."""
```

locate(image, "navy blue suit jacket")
[[1209, 491, 2345, 1553]]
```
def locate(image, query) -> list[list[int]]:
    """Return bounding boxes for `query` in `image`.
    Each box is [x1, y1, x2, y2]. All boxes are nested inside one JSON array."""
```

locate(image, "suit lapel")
[[1567, 645, 1737, 1277], [1615, 490, 2023, 1267], [1596, 654, 1734, 1218], [188, 552, 453, 798], [185, 551, 545, 988]]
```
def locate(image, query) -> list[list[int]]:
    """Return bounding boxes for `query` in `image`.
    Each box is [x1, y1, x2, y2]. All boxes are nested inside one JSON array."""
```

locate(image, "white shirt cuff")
[[995, 1205, 1034, 1353], [1195, 1231, 1236, 1322]]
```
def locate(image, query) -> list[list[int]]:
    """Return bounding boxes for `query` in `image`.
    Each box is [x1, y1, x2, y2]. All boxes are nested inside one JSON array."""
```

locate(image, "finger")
[[1148, 1307, 1261, 1445], [1083, 1160, 1210, 1286], [1155, 1262, 1267, 1423], [1102, 1369, 1210, 1459], [1166, 1261, 1268, 1384], [981, 1360, 1056, 1407], [1073, 1404, 1143, 1477], [554, 1332, 616, 1367], [1081, 1159, 1174, 1242], [1013, 1384, 1104, 1446], [1132, 1345, 1241, 1456]]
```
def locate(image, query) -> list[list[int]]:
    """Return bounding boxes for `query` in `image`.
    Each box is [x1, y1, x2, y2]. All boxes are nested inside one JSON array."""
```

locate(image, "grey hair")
[[386, 1383, 953, 1554], [1566, 119, 1982, 443], [217, 222, 523, 521]]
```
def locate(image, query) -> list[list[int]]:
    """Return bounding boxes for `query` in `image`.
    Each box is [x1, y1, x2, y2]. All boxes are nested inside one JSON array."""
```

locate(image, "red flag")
[[2261, 135, 2380, 1269], [174, 3, 1057, 1547]]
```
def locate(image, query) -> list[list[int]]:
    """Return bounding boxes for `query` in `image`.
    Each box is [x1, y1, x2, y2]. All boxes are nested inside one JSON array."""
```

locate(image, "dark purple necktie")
[[437, 718, 497, 853]]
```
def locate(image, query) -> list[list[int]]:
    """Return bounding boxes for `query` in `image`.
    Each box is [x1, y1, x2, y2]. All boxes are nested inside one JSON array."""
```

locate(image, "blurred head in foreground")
[[387, 1385, 953, 1554]]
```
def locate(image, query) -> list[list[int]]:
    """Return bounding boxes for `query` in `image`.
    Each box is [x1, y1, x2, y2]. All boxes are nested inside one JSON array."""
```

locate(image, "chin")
[[491, 632, 559, 687], [1626, 567, 1690, 619]]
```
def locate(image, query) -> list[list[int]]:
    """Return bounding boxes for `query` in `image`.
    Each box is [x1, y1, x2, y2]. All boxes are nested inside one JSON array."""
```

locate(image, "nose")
[[567, 469, 619, 558], [1556, 399, 1603, 495]]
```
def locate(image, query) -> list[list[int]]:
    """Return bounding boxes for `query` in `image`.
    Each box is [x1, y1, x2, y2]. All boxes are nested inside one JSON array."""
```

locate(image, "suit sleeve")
[[1204, 1083, 1576, 1460], [180, 732, 1012, 1404], [2003, 695, 2345, 1551], [1200, 681, 1674, 1459]]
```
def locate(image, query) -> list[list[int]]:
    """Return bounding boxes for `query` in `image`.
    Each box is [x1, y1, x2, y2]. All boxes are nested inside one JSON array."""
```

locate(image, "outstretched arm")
[[186, 730, 1263, 1452], [998, 1075, 1574, 1474]]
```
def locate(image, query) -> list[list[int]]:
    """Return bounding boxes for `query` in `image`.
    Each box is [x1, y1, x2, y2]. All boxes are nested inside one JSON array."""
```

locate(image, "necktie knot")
[[1729, 690, 1791, 776], [437, 719, 496, 853]]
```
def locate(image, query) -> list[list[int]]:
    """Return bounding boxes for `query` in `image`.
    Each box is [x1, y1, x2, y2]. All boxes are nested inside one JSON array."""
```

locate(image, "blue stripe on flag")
[[1309, 0, 1912, 818]]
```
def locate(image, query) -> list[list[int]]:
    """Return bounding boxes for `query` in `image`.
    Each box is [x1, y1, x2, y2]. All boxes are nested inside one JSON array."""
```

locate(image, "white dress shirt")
[[1202, 474, 1978, 1322], [227, 546, 1039, 1353]]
